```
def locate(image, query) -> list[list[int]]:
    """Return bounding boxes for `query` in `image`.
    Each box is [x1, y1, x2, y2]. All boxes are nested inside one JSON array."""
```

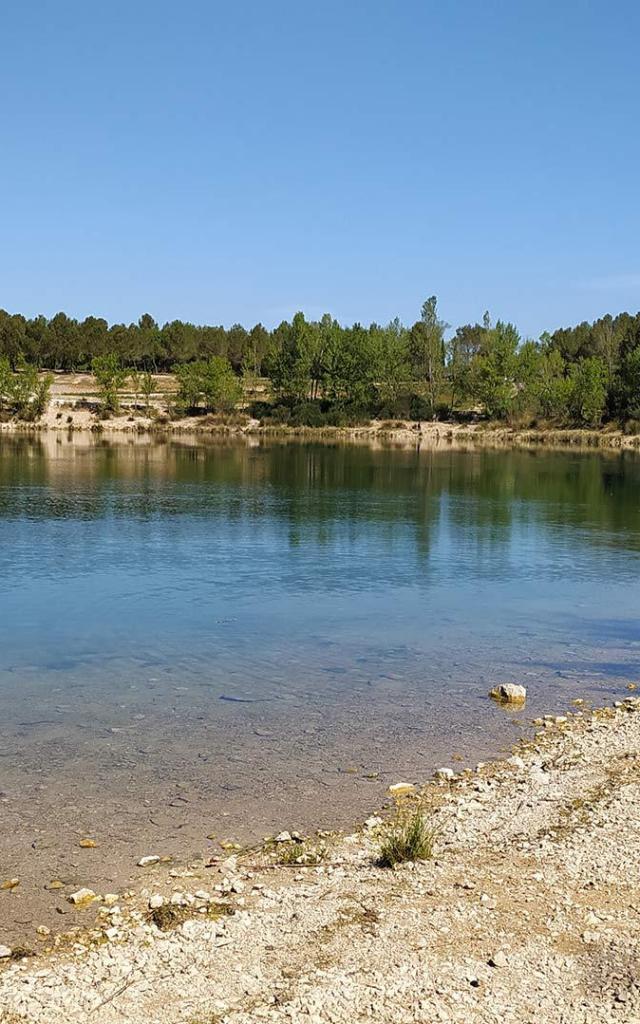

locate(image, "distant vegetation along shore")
[[1, 300, 640, 431]]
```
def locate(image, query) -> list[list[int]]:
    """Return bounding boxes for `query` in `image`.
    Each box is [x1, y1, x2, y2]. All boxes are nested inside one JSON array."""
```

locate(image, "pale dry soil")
[[2, 700, 640, 1024]]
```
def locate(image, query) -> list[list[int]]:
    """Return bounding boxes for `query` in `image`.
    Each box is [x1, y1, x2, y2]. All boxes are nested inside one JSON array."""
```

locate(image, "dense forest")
[[1, 301, 640, 428]]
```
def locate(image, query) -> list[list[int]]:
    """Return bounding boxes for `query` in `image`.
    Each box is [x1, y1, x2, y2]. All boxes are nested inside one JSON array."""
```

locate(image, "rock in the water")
[[435, 768, 455, 781], [137, 855, 161, 867], [489, 683, 527, 704]]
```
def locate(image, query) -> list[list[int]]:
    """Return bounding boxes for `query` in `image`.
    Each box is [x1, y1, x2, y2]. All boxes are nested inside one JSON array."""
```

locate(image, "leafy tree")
[[0, 356, 12, 411], [92, 353, 129, 413], [201, 356, 242, 412], [568, 357, 607, 426], [0, 311, 27, 367], [323, 324, 377, 408], [174, 362, 205, 410], [174, 357, 241, 413], [266, 313, 313, 402], [469, 321, 520, 419], [409, 296, 448, 417], [242, 323, 270, 377], [141, 371, 155, 415], [374, 319, 409, 408], [129, 370, 142, 413], [535, 349, 571, 421]]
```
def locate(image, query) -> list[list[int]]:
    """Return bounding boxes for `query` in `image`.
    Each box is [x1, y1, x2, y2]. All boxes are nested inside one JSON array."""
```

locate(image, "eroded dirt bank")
[[1, 698, 639, 1024]]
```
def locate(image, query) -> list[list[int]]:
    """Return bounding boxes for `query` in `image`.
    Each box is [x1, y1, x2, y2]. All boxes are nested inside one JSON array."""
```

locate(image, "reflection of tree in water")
[[1, 439, 639, 568]]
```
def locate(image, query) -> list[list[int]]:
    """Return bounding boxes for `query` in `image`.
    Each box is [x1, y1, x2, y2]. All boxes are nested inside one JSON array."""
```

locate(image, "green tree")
[[201, 356, 242, 412], [0, 311, 27, 367], [141, 371, 155, 415], [374, 319, 409, 409], [323, 324, 377, 408], [469, 321, 520, 419], [92, 353, 129, 413], [242, 323, 270, 377], [409, 296, 448, 417], [568, 357, 607, 426], [129, 371, 142, 413], [266, 313, 313, 402], [174, 357, 241, 413], [174, 362, 205, 410], [0, 356, 12, 411]]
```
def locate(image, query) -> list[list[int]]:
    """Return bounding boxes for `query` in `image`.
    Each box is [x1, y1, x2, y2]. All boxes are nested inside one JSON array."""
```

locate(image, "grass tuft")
[[376, 807, 436, 868]]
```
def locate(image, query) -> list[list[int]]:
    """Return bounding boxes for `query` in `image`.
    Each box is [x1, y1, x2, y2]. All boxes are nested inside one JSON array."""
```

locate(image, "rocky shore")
[[2, 697, 639, 1024]]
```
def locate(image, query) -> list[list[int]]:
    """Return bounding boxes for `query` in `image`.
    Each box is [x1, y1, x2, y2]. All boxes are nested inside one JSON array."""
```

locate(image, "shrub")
[[0, 357, 52, 420], [408, 394, 432, 421]]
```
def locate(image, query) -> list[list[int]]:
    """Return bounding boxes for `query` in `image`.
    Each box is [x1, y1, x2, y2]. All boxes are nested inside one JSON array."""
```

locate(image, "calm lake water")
[[1, 434, 640, 924]]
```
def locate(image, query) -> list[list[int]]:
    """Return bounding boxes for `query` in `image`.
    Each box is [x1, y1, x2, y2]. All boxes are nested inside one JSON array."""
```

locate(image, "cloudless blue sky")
[[1, 0, 639, 337]]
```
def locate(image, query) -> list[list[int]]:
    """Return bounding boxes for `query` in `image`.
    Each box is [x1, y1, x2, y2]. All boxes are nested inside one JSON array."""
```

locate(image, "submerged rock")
[[489, 683, 527, 704]]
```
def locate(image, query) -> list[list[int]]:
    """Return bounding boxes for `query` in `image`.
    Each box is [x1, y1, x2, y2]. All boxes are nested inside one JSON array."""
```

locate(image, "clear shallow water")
[[1, 434, 640, 911]]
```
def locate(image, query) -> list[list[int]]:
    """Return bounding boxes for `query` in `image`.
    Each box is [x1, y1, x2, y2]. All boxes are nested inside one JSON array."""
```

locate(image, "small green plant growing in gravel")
[[276, 840, 327, 866], [376, 790, 436, 868], [148, 901, 232, 932]]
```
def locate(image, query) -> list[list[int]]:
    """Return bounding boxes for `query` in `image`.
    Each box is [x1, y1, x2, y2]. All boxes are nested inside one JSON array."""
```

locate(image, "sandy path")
[[1, 699, 639, 1023]]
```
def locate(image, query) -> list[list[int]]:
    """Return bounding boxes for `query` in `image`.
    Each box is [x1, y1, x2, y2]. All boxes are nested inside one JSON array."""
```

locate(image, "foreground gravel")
[[1, 698, 639, 1024]]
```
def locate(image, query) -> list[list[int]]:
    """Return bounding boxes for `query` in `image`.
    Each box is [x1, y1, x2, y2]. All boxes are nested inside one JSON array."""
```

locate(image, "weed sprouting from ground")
[[276, 841, 328, 866], [376, 793, 437, 868], [148, 901, 232, 932]]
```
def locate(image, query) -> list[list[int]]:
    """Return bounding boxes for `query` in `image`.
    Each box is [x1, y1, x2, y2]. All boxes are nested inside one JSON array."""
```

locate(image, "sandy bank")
[[3, 409, 640, 454], [1, 697, 639, 1023]]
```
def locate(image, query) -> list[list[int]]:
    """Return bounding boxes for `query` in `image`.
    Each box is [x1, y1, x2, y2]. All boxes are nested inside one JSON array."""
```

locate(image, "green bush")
[[0, 357, 52, 420], [174, 357, 241, 414]]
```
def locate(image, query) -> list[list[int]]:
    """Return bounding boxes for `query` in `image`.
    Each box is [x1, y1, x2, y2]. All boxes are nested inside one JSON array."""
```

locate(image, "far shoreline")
[[3, 414, 640, 454]]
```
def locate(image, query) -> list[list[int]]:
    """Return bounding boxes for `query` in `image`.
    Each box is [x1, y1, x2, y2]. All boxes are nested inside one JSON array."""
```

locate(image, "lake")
[[1, 433, 640, 936]]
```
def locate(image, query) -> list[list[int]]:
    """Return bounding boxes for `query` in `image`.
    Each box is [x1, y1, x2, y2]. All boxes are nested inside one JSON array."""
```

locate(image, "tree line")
[[1, 302, 640, 427]]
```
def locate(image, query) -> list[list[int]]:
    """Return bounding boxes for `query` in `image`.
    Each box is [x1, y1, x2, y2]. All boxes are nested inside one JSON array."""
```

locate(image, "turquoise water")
[[1, 435, 640, 851]]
